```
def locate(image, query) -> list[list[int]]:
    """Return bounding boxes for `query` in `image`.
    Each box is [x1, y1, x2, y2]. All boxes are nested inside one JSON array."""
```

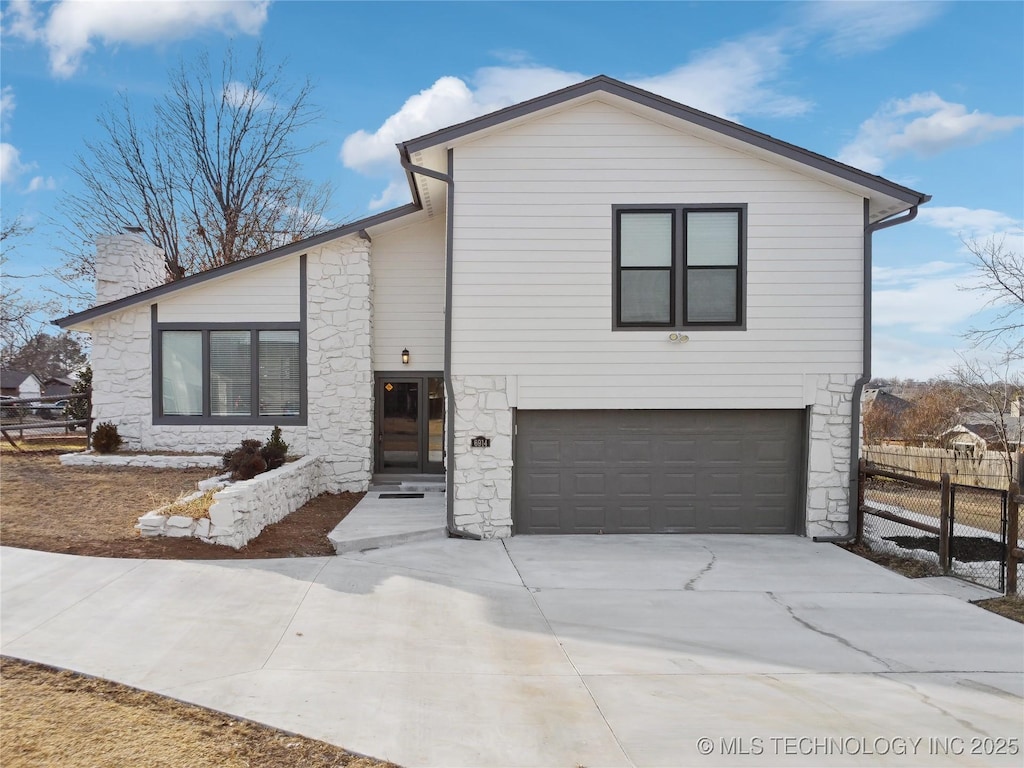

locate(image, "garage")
[[514, 410, 805, 535]]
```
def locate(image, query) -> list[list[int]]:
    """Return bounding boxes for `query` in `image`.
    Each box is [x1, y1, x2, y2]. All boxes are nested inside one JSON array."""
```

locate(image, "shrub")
[[92, 421, 122, 454], [65, 365, 92, 431], [261, 425, 288, 471], [221, 427, 290, 481], [222, 439, 267, 481]]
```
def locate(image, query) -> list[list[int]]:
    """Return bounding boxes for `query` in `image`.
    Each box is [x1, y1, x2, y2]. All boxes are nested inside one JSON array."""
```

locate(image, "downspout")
[[398, 145, 481, 540], [813, 200, 923, 543]]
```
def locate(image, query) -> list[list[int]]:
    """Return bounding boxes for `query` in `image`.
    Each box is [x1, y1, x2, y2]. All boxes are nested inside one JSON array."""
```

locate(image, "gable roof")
[[1, 370, 41, 389], [401, 75, 930, 211], [57, 74, 930, 330], [54, 202, 420, 329]]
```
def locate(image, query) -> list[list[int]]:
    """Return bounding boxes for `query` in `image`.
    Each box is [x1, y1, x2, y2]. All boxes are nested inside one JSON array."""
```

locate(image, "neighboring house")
[[861, 388, 914, 443], [0, 370, 42, 400], [941, 416, 1023, 454], [43, 376, 76, 398], [56, 76, 929, 539]]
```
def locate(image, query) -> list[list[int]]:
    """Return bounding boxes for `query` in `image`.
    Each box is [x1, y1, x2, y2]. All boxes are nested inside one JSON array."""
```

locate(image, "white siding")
[[371, 215, 446, 371], [158, 256, 300, 323], [450, 99, 865, 410]]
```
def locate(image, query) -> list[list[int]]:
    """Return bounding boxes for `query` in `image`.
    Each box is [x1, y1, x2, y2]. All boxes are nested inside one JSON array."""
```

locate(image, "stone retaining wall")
[[137, 456, 324, 548], [60, 452, 223, 469]]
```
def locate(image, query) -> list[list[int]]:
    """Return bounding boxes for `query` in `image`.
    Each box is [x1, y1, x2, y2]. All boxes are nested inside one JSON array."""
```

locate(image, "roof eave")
[[53, 202, 422, 329], [403, 74, 928, 208]]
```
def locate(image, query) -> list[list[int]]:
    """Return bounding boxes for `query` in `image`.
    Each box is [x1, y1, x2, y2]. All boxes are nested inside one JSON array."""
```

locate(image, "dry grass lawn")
[[1, 441, 211, 552], [1, 441, 380, 765], [0, 439, 360, 558], [0, 657, 398, 768]]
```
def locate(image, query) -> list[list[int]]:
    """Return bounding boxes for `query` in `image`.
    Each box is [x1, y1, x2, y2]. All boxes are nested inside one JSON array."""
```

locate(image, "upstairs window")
[[614, 206, 744, 329]]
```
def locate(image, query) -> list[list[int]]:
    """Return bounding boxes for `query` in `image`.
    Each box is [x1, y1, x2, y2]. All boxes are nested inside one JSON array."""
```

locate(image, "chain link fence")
[[861, 471, 946, 576], [948, 485, 1009, 592], [860, 463, 1020, 594]]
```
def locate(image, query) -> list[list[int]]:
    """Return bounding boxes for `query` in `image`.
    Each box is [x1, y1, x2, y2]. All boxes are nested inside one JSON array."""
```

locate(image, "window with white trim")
[[614, 206, 744, 329]]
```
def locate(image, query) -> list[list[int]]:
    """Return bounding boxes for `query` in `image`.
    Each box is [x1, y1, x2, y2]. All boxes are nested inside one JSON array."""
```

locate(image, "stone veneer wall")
[[805, 373, 858, 538], [87, 235, 374, 492], [451, 375, 514, 538], [137, 456, 324, 548], [305, 238, 374, 492], [95, 233, 166, 304]]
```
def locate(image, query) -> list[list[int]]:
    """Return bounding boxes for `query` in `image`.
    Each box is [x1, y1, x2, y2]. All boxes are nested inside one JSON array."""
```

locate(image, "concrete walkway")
[[2, 537, 1022, 768]]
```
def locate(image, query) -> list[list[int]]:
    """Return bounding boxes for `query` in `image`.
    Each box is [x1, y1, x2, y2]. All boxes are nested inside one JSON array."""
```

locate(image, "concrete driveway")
[[2, 536, 1022, 767]]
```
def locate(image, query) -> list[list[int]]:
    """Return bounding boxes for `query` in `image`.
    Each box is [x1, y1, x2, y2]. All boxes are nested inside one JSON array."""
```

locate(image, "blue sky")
[[1, 0, 1022, 379]]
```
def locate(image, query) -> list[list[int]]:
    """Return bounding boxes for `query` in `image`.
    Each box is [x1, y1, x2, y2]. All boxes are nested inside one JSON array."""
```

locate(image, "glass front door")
[[376, 374, 444, 473]]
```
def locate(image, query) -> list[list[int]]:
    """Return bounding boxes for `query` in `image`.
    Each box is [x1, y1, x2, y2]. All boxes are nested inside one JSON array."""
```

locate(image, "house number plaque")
[[470, 436, 491, 448]]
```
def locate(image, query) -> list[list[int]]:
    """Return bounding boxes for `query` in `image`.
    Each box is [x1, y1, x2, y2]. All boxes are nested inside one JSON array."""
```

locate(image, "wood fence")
[[863, 445, 1015, 489]]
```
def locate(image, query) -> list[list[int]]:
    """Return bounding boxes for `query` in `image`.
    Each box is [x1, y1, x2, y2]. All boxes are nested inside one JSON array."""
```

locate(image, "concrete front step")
[[369, 473, 446, 494], [328, 491, 447, 554]]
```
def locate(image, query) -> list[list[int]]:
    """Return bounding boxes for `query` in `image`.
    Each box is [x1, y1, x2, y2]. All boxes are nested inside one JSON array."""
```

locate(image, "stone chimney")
[[95, 229, 167, 305]]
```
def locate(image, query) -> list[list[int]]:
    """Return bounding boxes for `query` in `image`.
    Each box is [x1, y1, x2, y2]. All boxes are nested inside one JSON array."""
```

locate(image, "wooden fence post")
[[1007, 482, 1019, 597], [939, 473, 951, 574]]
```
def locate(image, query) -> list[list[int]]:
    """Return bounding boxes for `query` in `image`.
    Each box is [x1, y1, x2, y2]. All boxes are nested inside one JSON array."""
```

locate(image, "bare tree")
[[950, 356, 1023, 482], [961, 236, 1024, 358], [899, 383, 968, 446], [1, 218, 60, 353], [58, 45, 333, 285]]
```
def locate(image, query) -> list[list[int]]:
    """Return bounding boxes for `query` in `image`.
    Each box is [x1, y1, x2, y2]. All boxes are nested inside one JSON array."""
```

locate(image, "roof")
[[862, 389, 913, 414], [401, 75, 930, 210], [44, 376, 76, 386], [57, 74, 930, 330], [54, 203, 420, 329], [1, 370, 40, 389], [945, 416, 1023, 444]]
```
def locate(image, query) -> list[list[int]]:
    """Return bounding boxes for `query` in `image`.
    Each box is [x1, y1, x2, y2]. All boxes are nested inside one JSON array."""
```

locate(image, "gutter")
[[813, 200, 926, 543], [397, 144, 481, 541]]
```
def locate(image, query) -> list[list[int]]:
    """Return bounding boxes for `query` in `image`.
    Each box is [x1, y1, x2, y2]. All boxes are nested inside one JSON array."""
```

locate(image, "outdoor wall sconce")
[[401, 348, 410, 365]]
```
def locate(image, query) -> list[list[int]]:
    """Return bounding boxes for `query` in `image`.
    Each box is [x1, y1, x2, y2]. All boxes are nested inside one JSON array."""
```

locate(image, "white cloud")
[[799, 1, 944, 56], [1, 0, 41, 42], [918, 206, 1024, 266], [25, 174, 57, 192], [838, 92, 1023, 173], [871, 334, 964, 380], [0, 142, 34, 184], [343, 38, 810, 208], [873, 260, 988, 334], [0, 86, 15, 131], [223, 80, 273, 111], [4, 0, 268, 78], [341, 68, 584, 178], [632, 35, 811, 120], [368, 180, 411, 212], [918, 206, 1021, 238]]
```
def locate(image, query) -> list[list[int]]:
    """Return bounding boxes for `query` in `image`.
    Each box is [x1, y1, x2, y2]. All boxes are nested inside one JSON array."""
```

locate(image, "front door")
[[375, 374, 444, 474]]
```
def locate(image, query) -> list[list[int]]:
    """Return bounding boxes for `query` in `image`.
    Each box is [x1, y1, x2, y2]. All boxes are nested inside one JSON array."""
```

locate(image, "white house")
[[56, 76, 929, 540], [1, 370, 43, 400]]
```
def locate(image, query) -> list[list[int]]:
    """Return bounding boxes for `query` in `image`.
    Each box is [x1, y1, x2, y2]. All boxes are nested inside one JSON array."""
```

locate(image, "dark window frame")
[[612, 203, 747, 331], [152, 314, 307, 427]]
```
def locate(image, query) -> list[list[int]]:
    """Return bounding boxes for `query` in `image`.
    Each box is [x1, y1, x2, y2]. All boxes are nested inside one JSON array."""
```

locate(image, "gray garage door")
[[514, 410, 804, 534]]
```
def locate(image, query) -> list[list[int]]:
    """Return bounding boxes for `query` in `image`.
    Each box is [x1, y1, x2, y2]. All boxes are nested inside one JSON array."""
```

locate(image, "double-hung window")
[[614, 205, 745, 329], [157, 325, 304, 425]]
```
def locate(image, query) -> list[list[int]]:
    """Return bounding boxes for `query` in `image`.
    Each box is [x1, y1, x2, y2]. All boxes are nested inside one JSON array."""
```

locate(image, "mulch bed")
[[68, 492, 361, 559]]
